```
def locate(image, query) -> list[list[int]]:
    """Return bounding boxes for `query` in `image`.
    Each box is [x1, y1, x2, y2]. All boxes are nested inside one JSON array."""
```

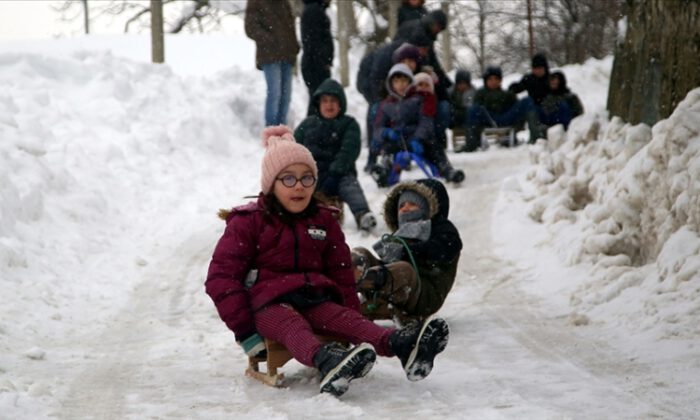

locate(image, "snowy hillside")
[[1, 34, 699, 419]]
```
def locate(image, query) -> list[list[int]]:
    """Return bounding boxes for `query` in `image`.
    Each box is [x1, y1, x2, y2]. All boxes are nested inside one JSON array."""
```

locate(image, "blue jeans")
[[262, 61, 293, 126]]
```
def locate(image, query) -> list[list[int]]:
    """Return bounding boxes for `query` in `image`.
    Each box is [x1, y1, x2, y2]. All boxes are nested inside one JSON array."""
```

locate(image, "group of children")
[[206, 125, 462, 397], [449, 53, 584, 152]]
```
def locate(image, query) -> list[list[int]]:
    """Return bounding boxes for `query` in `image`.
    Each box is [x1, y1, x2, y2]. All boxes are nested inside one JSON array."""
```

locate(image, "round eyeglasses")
[[276, 174, 316, 188]]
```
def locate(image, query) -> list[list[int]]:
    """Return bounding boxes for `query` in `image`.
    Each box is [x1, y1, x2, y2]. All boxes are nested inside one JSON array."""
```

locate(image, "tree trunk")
[[440, 1, 452, 72], [608, 0, 700, 125], [82, 0, 90, 34], [337, 0, 354, 86], [388, 0, 400, 39], [150, 0, 164, 63]]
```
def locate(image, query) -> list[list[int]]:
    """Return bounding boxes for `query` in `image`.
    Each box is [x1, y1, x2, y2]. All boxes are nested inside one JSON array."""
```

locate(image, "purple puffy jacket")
[[206, 195, 360, 339]]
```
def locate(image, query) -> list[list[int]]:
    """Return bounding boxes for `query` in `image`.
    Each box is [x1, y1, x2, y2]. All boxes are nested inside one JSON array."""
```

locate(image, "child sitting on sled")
[[205, 126, 449, 397], [370, 64, 463, 187], [352, 178, 462, 323]]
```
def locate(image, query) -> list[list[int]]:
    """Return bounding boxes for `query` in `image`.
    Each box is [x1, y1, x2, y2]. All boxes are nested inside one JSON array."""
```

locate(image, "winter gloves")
[[409, 138, 424, 156], [238, 332, 266, 358], [383, 127, 401, 143]]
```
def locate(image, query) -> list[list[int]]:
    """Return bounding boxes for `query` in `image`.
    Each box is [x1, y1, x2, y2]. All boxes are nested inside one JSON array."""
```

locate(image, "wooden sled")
[[481, 127, 516, 149], [245, 336, 343, 387]]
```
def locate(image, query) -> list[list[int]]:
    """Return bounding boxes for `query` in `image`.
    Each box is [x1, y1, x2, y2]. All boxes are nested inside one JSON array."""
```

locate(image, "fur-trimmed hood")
[[383, 179, 449, 231]]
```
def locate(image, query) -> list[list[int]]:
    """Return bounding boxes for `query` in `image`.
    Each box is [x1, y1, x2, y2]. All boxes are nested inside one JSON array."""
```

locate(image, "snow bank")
[[0, 49, 262, 356], [514, 87, 700, 337]]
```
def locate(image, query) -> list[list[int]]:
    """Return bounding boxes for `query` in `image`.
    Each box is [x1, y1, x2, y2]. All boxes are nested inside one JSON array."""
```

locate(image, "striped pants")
[[254, 301, 395, 367]]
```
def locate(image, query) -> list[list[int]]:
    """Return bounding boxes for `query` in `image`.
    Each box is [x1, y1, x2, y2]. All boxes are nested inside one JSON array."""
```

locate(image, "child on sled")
[[352, 178, 462, 324], [370, 64, 463, 187], [205, 126, 449, 397]]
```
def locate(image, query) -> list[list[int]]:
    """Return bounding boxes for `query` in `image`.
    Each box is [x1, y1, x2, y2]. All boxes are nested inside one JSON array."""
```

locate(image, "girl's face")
[[272, 163, 316, 214], [416, 80, 432, 93], [391, 75, 412, 96]]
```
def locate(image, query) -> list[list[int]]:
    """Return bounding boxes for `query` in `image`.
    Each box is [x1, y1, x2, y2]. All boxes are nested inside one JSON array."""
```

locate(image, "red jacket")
[[206, 195, 360, 339]]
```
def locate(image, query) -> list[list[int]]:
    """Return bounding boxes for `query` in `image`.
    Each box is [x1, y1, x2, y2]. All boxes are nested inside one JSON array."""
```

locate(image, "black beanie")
[[482, 65, 503, 82], [531, 53, 548, 70], [455, 69, 471, 84], [427, 10, 447, 30]]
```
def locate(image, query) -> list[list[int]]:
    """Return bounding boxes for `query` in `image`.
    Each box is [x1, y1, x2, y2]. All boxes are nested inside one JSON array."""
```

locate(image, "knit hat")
[[398, 190, 429, 219], [425, 10, 447, 31], [392, 42, 422, 64], [482, 65, 503, 84], [413, 72, 434, 93], [531, 53, 549, 70], [455, 69, 471, 84], [260, 125, 318, 194]]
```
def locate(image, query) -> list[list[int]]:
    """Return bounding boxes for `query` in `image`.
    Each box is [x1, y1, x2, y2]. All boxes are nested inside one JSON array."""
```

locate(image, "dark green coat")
[[473, 87, 517, 115], [383, 179, 462, 316], [294, 79, 361, 183]]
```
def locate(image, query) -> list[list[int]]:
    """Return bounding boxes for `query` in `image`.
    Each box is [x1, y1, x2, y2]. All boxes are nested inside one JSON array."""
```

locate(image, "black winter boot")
[[313, 342, 376, 396], [389, 317, 449, 381]]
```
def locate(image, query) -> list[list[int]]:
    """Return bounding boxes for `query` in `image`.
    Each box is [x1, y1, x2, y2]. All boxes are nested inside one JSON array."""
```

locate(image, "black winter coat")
[[508, 73, 550, 106], [301, 0, 333, 90], [383, 179, 462, 316]]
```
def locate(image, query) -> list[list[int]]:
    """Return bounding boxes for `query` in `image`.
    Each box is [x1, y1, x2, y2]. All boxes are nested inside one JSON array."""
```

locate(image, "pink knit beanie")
[[414, 72, 434, 93], [260, 125, 318, 194]]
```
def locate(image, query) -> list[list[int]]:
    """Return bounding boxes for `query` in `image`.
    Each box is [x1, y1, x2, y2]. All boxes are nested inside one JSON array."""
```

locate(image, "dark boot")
[[458, 126, 481, 152], [314, 342, 376, 396], [389, 317, 449, 381]]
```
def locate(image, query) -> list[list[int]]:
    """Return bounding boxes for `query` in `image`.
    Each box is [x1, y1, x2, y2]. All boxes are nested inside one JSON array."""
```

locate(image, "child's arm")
[[403, 220, 462, 264], [328, 118, 361, 177], [205, 213, 258, 340]]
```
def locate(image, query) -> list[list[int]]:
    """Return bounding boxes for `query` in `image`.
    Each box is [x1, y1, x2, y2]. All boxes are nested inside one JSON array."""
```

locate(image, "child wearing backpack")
[[205, 126, 449, 397]]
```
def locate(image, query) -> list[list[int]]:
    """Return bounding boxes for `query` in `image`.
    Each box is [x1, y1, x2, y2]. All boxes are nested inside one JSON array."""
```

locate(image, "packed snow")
[[1, 32, 699, 419]]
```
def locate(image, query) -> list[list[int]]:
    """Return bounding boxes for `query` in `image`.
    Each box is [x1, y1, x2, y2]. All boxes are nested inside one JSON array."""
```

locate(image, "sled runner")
[[246, 336, 344, 387], [481, 127, 516, 149]]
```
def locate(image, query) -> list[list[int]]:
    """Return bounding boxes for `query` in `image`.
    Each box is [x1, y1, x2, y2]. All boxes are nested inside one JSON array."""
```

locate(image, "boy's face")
[[401, 58, 417, 72], [532, 66, 546, 78], [319, 94, 340, 119], [549, 76, 560, 91], [398, 200, 421, 215], [456, 81, 469, 92], [486, 75, 501, 90], [272, 164, 315, 214], [391, 75, 412, 96]]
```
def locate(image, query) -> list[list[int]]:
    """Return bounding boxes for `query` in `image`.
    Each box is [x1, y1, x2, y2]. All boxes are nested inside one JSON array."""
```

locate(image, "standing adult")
[[398, 0, 428, 28], [393, 10, 452, 149], [301, 0, 334, 116], [245, 0, 299, 127]]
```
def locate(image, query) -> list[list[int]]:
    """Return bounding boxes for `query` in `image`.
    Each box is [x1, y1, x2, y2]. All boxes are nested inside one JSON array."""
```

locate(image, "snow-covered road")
[[33, 149, 690, 419]]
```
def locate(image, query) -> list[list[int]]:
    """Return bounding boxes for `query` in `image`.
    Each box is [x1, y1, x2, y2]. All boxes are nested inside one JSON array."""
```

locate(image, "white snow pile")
[[510, 87, 700, 338], [0, 49, 263, 357]]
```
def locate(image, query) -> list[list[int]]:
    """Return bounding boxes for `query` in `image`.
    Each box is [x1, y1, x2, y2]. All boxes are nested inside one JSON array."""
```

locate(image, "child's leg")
[[254, 303, 324, 367], [300, 301, 396, 357]]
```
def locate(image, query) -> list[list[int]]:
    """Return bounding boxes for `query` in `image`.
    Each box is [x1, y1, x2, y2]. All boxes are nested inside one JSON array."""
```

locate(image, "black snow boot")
[[313, 342, 376, 396], [389, 317, 449, 381]]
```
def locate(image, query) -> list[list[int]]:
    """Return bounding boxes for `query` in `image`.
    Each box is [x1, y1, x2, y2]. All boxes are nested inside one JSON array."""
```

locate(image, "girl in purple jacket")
[[206, 125, 449, 397]]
